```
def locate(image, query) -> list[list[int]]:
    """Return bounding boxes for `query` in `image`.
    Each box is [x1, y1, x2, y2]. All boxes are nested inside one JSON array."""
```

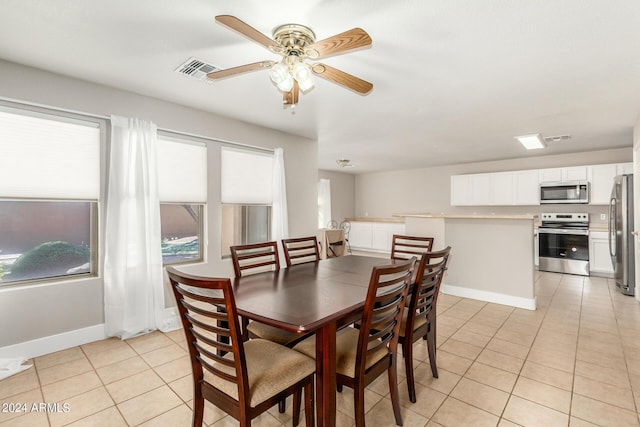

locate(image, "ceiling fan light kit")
[[207, 15, 373, 107]]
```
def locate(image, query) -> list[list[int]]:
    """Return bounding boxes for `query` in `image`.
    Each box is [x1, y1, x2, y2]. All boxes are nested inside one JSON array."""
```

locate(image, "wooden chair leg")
[[278, 398, 286, 414], [353, 384, 366, 427], [426, 323, 438, 378], [292, 391, 300, 427], [426, 331, 438, 378], [387, 360, 403, 426], [403, 339, 417, 403], [304, 379, 315, 427], [192, 394, 205, 427]]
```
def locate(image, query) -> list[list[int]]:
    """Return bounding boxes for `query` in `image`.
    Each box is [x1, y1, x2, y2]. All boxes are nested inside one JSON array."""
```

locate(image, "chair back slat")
[[282, 236, 321, 267], [356, 258, 415, 375], [230, 241, 280, 277], [166, 266, 251, 405], [391, 235, 434, 260]]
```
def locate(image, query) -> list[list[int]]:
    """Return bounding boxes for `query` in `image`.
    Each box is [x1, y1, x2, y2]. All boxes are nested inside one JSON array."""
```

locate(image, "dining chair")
[[390, 234, 434, 260], [339, 221, 352, 254], [230, 241, 307, 347], [166, 267, 315, 427], [282, 236, 321, 267], [293, 257, 416, 427], [230, 241, 280, 278], [399, 246, 451, 403]]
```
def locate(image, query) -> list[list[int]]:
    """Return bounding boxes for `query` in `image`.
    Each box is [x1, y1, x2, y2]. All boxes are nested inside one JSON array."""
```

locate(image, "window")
[[220, 205, 271, 257], [0, 106, 100, 286], [0, 201, 96, 284], [220, 147, 274, 257], [160, 204, 203, 264], [156, 135, 207, 265], [318, 178, 332, 228]]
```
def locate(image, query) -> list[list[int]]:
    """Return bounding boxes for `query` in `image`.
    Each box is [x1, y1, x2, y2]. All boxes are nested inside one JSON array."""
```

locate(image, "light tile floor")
[[2, 271, 640, 426]]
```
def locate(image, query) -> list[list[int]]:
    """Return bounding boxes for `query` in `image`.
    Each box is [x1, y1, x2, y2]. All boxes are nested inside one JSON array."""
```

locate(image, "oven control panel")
[[541, 213, 589, 223]]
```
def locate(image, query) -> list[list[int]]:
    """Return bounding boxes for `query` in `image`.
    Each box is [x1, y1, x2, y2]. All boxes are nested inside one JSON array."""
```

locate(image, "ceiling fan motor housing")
[[272, 24, 316, 59]]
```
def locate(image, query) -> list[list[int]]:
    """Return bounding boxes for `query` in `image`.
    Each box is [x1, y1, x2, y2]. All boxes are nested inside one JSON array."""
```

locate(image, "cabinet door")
[[491, 172, 514, 205], [371, 224, 388, 251], [469, 174, 492, 205], [589, 164, 617, 205], [349, 223, 372, 249], [539, 168, 562, 182], [618, 162, 633, 175], [563, 166, 588, 181], [451, 175, 470, 206], [589, 232, 614, 274], [514, 170, 540, 205]]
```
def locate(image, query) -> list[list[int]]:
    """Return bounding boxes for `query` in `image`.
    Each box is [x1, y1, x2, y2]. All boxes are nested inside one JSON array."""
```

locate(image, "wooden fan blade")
[[305, 28, 372, 59], [283, 81, 299, 105], [207, 61, 275, 80], [311, 63, 373, 94], [215, 15, 279, 51]]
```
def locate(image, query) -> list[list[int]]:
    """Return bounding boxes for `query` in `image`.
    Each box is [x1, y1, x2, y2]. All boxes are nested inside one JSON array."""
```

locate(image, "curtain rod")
[[0, 96, 274, 153]]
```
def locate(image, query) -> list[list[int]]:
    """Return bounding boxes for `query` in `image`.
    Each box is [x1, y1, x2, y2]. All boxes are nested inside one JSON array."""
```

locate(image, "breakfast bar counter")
[[395, 213, 538, 310]]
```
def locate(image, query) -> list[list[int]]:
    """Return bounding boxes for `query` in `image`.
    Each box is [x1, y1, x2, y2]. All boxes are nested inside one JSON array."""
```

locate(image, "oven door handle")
[[538, 228, 589, 236]]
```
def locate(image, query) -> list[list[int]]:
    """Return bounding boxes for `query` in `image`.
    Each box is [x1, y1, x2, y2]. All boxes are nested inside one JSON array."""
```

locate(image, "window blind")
[[0, 108, 100, 199], [156, 137, 207, 203], [221, 147, 273, 204]]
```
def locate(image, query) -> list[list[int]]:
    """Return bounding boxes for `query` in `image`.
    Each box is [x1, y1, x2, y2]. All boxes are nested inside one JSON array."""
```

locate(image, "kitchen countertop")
[[345, 217, 405, 223], [394, 213, 538, 220]]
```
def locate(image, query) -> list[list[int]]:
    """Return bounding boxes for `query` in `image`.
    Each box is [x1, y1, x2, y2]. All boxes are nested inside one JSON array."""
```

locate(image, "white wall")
[[355, 148, 632, 222], [318, 170, 356, 225], [0, 60, 318, 349]]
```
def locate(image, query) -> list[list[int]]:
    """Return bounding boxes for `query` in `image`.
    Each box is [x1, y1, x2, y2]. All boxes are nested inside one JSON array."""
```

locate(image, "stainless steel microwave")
[[539, 181, 589, 204]]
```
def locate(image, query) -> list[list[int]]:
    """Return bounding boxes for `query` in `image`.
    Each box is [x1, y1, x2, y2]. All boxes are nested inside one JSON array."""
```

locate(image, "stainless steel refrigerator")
[[609, 174, 635, 296]]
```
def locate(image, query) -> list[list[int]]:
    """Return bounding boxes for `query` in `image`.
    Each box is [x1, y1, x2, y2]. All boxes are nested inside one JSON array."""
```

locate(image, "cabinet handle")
[[632, 231, 640, 236]]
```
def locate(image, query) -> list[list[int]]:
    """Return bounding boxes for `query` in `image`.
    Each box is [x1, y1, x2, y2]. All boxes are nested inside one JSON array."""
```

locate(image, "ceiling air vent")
[[543, 135, 572, 143], [175, 57, 222, 82]]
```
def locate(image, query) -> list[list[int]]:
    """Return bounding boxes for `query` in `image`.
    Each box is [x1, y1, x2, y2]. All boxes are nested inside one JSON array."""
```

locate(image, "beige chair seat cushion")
[[247, 321, 306, 346], [399, 308, 428, 338], [204, 339, 315, 407], [293, 327, 389, 378]]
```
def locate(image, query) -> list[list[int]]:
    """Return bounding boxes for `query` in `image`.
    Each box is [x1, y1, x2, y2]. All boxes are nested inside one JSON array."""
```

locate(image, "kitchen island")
[[396, 213, 538, 310]]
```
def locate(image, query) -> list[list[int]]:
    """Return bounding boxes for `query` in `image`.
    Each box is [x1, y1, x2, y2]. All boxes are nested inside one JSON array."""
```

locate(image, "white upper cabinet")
[[469, 174, 492, 205], [618, 162, 633, 175], [451, 175, 470, 206], [589, 164, 618, 205], [514, 170, 540, 205], [491, 172, 515, 205], [451, 162, 631, 207], [539, 166, 588, 183]]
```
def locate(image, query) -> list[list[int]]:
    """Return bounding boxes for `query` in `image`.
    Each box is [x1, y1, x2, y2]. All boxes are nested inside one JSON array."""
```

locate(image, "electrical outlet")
[[600, 213, 606, 221]]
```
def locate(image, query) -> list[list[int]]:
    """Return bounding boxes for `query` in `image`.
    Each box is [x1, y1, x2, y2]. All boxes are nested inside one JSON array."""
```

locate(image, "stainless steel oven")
[[538, 213, 589, 276]]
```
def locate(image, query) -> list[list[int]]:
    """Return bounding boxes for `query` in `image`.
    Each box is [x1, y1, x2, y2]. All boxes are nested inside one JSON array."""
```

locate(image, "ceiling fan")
[[207, 15, 373, 107]]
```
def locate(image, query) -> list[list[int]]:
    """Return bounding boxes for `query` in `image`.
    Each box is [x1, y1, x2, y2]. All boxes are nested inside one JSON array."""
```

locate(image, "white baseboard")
[[441, 283, 537, 311], [0, 324, 107, 360], [0, 308, 181, 360]]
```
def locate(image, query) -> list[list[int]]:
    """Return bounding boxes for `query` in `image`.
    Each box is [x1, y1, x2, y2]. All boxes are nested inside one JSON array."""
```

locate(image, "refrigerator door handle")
[[609, 197, 616, 258]]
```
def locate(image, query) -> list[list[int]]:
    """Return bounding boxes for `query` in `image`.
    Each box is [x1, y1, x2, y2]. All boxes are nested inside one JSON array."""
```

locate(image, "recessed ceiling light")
[[515, 134, 545, 150]]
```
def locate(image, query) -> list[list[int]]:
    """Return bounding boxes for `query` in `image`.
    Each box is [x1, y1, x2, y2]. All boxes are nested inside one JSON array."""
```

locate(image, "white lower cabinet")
[[589, 231, 614, 275], [349, 222, 406, 253]]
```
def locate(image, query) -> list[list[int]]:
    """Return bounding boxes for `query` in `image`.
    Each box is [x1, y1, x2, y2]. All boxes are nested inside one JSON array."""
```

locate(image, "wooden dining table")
[[232, 254, 392, 427]]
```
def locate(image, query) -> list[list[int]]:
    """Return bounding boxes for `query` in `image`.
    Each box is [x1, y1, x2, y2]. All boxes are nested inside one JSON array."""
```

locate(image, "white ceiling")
[[0, 0, 639, 173]]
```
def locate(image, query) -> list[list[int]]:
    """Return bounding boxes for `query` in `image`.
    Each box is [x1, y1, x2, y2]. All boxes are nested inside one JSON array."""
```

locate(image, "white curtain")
[[271, 148, 289, 246], [104, 115, 166, 339], [318, 178, 332, 229]]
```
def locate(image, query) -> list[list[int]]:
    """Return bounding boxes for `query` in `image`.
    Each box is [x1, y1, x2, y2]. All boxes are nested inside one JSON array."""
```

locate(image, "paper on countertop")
[[0, 358, 32, 380]]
